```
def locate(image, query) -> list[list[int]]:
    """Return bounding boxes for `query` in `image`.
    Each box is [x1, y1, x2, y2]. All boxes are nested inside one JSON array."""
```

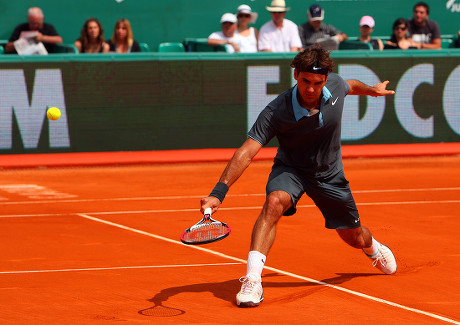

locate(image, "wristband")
[[209, 182, 229, 203]]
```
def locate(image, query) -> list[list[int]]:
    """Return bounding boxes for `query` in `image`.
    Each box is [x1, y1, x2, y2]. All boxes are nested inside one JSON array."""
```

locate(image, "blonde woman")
[[75, 18, 109, 53], [107, 18, 141, 53]]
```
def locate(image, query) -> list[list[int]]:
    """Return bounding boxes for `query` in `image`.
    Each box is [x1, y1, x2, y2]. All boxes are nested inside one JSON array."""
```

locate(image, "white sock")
[[363, 237, 381, 257], [246, 250, 266, 281]]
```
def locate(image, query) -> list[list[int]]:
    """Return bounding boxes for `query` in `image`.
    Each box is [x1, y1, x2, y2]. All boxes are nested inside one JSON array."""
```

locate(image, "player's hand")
[[372, 80, 395, 97], [200, 196, 221, 215]]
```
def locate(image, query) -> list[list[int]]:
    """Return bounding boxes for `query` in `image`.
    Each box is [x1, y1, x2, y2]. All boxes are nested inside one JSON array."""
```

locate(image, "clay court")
[[0, 153, 459, 324]]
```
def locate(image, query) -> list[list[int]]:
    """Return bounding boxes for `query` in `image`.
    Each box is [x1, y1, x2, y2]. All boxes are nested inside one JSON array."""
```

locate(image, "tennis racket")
[[180, 207, 231, 245]]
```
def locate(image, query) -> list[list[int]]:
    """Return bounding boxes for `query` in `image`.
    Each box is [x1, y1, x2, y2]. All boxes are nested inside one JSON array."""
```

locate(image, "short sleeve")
[[248, 106, 277, 146]]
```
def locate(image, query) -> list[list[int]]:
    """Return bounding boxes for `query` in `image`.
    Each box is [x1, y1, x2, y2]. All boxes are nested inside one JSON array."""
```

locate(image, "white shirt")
[[208, 31, 242, 53], [258, 19, 302, 52], [235, 27, 258, 53]]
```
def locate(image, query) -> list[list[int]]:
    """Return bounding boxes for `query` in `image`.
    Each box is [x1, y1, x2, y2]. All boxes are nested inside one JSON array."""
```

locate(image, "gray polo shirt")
[[298, 22, 342, 48], [248, 73, 350, 178]]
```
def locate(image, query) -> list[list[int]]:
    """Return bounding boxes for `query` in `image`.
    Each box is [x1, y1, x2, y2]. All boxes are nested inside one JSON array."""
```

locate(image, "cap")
[[308, 4, 324, 21], [220, 13, 237, 24], [360, 15, 375, 28]]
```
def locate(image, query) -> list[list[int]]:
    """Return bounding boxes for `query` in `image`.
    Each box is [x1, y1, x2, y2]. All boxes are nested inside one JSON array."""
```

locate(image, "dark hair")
[[78, 18, 105, 51], [390, 18, 408, 43], [414, 1, 429, 15], [290, 44, 334, 74]]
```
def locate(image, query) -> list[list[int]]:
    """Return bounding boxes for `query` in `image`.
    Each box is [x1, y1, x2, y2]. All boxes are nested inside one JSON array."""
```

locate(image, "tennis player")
[[201, 44, 397, 307]]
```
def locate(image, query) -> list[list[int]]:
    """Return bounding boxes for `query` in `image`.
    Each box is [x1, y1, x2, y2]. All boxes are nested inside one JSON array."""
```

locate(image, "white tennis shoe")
[[236, 274, 263, 307], [364, 243, 397, 274]]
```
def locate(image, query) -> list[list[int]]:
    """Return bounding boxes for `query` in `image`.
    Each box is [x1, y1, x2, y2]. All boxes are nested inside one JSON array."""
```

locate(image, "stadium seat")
[[53, 43, 79, 53], [339, 40, 373, 50], [139, 43, 151, 52], [158, 42, 185, 52], [183, 38, 227, 52], [0, 45, 4, 54]]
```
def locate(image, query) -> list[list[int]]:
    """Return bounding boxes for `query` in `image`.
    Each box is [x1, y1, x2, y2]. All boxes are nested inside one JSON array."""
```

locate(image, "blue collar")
[[292, 85, 332, 121]]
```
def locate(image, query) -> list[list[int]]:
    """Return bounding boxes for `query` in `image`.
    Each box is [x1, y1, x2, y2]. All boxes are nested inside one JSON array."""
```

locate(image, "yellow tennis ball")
[[47, 107, 61, 121]]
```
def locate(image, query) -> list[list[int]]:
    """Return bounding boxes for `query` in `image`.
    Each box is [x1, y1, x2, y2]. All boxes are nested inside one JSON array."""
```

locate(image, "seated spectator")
[[75, 18, 110, 53], [208, 13, 242, 53], [107, 19, 141, 53], [5, 7, 63, 54], [384, 18, 418, 50], [357, 16, 383, 50], [298, 4, 347, 50], [258, 0, 302, 52], [236, 4, 258, 53], [407, 1, 441, 49]]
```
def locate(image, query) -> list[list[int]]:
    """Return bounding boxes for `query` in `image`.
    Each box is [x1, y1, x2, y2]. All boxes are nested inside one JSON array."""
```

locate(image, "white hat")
[[266, 0, 290, 12], [359, 15, 375, 28], [237, 4, 258, 24], [220, 13, 237, 24]]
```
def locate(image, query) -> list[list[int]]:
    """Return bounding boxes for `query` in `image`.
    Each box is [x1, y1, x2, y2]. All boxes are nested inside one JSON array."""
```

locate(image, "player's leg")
[[306, 170, 397, 274], [336, 226, 397, 274], [250, 190, 293, 255], [236, 164, 304, 307]]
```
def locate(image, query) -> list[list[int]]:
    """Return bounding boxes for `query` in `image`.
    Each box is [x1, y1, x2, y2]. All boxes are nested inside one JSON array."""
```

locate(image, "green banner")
[[0, 51, 459, 154]]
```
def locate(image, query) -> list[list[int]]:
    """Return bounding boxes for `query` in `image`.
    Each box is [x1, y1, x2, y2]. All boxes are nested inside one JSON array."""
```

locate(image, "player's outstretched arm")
[[200, 138, 262, 214], [347, 79, 395, 97]]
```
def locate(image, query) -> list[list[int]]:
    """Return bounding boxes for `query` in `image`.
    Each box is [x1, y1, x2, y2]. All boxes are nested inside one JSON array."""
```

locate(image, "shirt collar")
[[292, 85, 332, 121]]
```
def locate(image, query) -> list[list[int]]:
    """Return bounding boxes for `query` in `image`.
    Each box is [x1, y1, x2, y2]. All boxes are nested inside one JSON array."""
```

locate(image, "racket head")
[[180, 208, 231, 245]]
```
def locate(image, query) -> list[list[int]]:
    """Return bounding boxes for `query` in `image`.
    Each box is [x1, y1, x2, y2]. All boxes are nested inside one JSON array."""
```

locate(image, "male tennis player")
[[200, 44, 397, 307]]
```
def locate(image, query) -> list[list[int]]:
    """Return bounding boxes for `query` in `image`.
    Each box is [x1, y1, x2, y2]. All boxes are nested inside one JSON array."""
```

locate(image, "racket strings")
[[183, 222, 228, 242]]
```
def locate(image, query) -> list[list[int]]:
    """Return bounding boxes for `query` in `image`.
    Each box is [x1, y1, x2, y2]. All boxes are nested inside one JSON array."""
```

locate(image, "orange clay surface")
[[0, 156, 459, 324]]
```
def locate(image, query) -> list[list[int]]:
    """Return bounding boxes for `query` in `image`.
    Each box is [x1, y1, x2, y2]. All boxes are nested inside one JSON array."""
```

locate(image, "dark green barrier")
[[0, 51, 459, 154]]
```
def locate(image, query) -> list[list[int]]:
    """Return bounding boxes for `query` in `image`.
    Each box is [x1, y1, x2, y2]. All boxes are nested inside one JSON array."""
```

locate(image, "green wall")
[[0, 50, 459, 154], [0, 0, 459, 52]]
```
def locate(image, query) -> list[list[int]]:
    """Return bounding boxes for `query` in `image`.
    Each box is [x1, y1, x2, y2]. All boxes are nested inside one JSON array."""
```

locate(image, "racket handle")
[[204, 207, 212, 216]]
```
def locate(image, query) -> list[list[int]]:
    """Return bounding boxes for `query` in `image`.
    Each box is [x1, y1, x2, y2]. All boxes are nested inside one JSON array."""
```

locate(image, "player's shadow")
[[138, 272, 379, 316]]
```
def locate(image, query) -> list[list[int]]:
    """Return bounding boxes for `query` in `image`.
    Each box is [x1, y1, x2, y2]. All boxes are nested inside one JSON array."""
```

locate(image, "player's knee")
[[264, 193, 289, 220], [337, 229, 366, 249]]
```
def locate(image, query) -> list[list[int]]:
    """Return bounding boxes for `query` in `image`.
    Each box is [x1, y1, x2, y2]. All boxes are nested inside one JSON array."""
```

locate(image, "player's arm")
[[346, 79, 395, 97], [200, 138, 262, 214]]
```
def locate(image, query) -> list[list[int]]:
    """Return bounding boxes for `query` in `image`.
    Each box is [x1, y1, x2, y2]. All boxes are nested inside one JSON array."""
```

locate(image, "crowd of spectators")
[[4, 7, 141, 55], [208, 0, 459, 53], [3, 3, 459, 55]]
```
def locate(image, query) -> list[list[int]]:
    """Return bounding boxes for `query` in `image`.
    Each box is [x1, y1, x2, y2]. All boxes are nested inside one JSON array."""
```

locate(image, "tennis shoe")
[[236, 275, 263, 307], [364, 243, 397, 274]]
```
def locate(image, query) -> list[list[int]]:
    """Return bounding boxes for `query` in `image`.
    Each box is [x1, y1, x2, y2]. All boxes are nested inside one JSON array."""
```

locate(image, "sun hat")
[[359, 15, 375, 28], [308, 4, 324, 21], [266, 0, 290, 12], [237, 4, 258, 24], [220, 13, 237, 24]]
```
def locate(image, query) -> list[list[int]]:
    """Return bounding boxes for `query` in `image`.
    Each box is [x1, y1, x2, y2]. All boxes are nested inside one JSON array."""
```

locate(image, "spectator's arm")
[[338, 33, 348, 42], [207, 38, 228, 46], [4, 42, 16, 53], [36, 33, 63, 44]]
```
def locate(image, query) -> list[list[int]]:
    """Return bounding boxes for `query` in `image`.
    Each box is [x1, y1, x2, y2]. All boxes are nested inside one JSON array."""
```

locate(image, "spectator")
[[107, 18, 141, 53], [236, 4, 258, 53], [258, 0, 302, 52], [407, 1, 441, 49], [208, 13, 242, 53], [455, 31, 460, 48], [75, 18, 110, 53], [5, 7, 63, 54], [384, 18, 418, 50], [357, 16, 383, 50], [298, 4, 347, 50]]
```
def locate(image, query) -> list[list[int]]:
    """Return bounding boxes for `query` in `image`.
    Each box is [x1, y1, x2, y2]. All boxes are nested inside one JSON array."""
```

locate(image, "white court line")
[[0, 262, 241, 275], [0, 187, 458, 205], [0, 199, 459, 219], [76, 212, 459, 325]]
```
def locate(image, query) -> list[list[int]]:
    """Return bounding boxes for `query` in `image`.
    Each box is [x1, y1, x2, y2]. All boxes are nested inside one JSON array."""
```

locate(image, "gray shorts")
[[266, 164, 361, 229]]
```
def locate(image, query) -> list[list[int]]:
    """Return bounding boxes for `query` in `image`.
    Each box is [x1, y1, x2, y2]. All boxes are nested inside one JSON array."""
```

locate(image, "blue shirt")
[[248, 73, 350, 178]]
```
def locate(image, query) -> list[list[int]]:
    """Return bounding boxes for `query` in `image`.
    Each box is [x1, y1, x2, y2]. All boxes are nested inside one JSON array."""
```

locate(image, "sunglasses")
[[395, 26, 407, 31], [238, 14, 251, 18]]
